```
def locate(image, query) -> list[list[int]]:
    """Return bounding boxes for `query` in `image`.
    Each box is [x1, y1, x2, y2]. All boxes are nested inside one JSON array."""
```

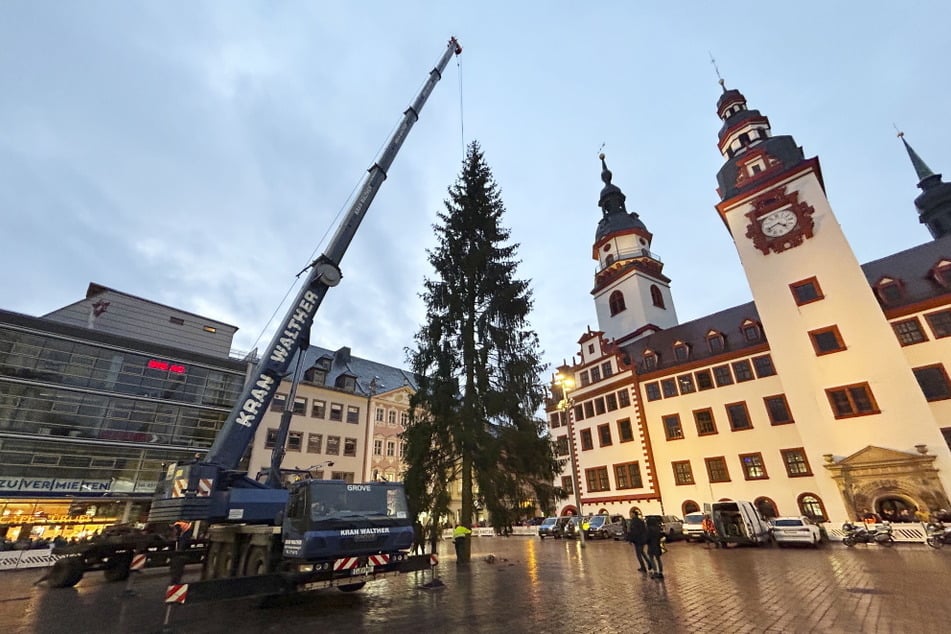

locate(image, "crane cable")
[[246, 43, 461, 357], [457, 53, 465, 157]]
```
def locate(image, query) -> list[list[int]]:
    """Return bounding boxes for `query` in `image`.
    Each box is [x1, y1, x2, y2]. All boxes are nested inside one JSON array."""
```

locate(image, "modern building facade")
[[549, 85, 951, 525], [0, 283, 248, 543]]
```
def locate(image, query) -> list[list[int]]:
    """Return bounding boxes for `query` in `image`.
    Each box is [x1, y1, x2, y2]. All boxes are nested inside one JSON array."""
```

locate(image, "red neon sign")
[[147, 359, 187, 374]]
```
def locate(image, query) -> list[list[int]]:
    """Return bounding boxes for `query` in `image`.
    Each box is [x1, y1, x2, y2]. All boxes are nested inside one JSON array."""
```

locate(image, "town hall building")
[[548, 81, 951, 525]]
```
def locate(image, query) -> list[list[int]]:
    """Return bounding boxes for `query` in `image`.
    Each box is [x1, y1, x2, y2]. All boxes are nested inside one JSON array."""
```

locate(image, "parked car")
[[562, 516, 582, 539], [682, 512, 706, 542], [583, 514, 625, 540], [537, 517, 559, 539], [770, 516, 822, 547], [646, 514, 685, 541]]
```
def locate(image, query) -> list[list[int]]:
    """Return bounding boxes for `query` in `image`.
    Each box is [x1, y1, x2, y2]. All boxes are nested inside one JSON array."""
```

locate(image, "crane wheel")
[[103, 553, 132, 582], [243, 546, 270, 576]]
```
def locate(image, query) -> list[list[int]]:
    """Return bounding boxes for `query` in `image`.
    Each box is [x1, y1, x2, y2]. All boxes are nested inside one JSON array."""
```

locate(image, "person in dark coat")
[[627, 510, 650, 573], [645, 515, 665, 579]]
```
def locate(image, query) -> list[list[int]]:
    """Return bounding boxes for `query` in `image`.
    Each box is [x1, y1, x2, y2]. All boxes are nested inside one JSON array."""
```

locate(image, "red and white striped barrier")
[[368, 554, 390, 566], [197, 478, 213, 497], [131, 553, 148, 571], [430, 554, 439, 566], [165, 584, 188, 604], [333, 557, 360, 571]]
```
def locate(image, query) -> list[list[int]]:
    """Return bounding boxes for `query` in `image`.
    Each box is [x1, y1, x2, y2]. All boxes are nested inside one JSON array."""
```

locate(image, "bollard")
[[162, 583, 188, 633], [419, 552, 444, 589]]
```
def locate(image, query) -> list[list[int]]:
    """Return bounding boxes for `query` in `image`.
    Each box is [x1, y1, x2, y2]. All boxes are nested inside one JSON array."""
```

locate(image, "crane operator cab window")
[[306, 482, 410, 523]]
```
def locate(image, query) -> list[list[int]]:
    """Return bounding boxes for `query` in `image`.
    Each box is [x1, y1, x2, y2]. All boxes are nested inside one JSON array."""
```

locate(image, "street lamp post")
[[556, 373, 585, 548]]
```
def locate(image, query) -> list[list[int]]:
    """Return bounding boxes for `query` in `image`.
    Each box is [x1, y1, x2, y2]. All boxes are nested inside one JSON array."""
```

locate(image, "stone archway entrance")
[[824, 445, 950, 521]]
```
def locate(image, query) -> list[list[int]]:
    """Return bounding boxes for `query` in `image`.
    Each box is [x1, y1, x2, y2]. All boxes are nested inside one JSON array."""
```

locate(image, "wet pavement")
[[0, 536, 949, 633]]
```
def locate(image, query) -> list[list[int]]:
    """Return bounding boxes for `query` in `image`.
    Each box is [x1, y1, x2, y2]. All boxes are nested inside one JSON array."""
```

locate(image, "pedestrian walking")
[[627, 510, 651, 573], [645, 515, 665, 579]]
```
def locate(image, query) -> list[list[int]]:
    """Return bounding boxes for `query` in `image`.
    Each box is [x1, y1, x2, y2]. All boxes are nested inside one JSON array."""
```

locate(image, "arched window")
[[650, 285, 665, 308], [609, 290, 626, 316], [682, 500, 700, 515], [754, 497, 779, 519], [797, 493, 827, 522], [628, 506, 642, 519]]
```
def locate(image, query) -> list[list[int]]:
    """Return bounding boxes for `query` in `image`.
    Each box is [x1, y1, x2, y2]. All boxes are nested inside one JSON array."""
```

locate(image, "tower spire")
[[897, 130, 939, 185]]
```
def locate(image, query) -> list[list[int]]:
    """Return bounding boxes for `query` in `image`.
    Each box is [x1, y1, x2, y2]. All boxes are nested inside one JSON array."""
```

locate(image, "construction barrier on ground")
[[0, 547, 64, 571]]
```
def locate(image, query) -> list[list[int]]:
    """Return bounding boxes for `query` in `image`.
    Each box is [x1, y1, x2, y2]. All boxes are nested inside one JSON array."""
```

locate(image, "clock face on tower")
[[760, 209, 797, 237], [744, 188, 816, 255]]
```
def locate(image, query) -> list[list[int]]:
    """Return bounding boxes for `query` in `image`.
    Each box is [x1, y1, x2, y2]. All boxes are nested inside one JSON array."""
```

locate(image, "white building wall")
[[719, 168, 951, 519]]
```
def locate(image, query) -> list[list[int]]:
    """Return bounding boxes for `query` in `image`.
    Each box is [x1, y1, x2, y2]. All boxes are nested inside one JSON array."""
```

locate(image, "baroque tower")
[[712, 82, 951, 519], [900, 133, 951, 239], [592, 154, 678, 344]]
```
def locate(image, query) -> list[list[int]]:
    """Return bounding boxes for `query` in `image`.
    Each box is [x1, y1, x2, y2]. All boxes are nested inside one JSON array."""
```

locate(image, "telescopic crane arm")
[[205, 37, 462, 470]]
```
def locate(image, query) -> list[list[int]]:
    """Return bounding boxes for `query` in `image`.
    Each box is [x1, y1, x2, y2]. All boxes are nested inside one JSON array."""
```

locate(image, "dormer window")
[[316, 356, 332, 370], [335, 374, 357, 393], [707, 331, 725, 354], [650, 285, 666, 309], [304, 367, 327, 385], [933, 261, 951, 288], [673, 342, 689, 362], [875, 278, 904, 305], [643, 351, 658, 372], [609, 290, 626, 316], [742, 321, 762, 342]]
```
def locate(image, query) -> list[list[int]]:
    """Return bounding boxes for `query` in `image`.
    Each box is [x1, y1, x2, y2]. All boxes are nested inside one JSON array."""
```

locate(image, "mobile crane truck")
[[45, 37, 461, 601]]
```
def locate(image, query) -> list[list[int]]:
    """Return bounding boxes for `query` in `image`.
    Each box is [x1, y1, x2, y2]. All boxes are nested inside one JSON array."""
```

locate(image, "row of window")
[[0, 327, 244, 408], [264, 429, 358, 457], [550, 387, 632, 429], [673, 447, 812, 485], [272, 393, 361, 424], [372, 438, 406, 458], [0, 382, 229, 447], [660, 365, 951, 440], [576, 446, 811, 495], [374, 407, 410, 427], [641, 321, 763, 371], [644, 354, 776, 402], [893, 310, 951, 345], [662, 394, 792, 440], [681, 492, 828, 523], [577, 360, 615, 387]]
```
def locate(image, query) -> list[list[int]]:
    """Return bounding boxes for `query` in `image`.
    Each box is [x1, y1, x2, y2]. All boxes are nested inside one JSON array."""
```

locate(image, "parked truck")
[[132, 37, 462, 604]]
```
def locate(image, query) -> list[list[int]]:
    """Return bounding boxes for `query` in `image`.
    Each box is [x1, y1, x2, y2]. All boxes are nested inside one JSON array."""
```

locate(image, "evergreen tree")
[[405, 141, 561, 562]]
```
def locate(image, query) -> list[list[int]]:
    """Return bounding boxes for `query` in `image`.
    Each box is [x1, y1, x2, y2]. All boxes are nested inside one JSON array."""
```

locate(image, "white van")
[[711, 500, 771, 546]]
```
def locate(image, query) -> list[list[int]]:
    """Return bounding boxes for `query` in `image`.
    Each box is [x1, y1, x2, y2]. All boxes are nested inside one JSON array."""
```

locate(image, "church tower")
[[712, 82, 951, 519], [591, 154, 678, 344], [899, 133, 951, 239]]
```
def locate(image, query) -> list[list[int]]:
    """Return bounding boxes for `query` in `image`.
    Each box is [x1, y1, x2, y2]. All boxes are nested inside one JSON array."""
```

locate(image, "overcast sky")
[[2, 1, 949, 376]]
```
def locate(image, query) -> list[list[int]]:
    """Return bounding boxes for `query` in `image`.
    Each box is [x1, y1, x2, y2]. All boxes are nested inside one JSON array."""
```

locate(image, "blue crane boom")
[[149, 37, 462, 524]]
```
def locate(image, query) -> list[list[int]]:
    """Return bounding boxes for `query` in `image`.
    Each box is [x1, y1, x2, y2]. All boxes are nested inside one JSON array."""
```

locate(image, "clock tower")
[[592, 154, 678, 344], [713, 82, 951, 519]]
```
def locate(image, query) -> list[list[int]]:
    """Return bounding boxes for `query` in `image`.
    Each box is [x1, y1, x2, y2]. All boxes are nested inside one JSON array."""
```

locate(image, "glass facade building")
[[0, 308, 247, 543]]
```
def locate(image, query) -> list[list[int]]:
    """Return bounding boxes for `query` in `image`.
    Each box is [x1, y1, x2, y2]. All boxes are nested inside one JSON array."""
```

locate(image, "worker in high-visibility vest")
[[172, 520, 193, 551], [452, 523, 472, 558]]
